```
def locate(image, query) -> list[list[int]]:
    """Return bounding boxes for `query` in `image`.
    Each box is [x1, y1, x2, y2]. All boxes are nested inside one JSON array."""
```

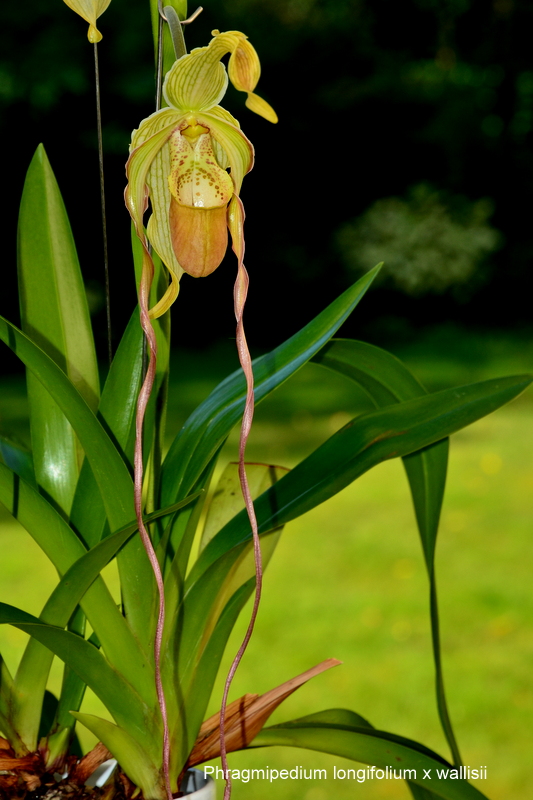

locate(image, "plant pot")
[[180, 768, 216, 799], [87, 763, 215, 799]]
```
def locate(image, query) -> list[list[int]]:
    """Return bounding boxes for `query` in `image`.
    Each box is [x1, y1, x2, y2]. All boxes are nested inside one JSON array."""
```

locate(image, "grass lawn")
[[1, 326, 532, 800]]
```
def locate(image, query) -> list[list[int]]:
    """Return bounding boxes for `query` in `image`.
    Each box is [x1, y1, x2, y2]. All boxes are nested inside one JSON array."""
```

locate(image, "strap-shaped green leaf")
[[169, 530, 280, 703], [190, 373, 531, 581], [164, 466, 287, 714], [174, 582, 252, 762], [409, 782, 445, 800], [251, 710, 489, 800], [0, 315, 133, 532], [311, 339, 458, 762], [312, 339, 446, 566], [0, 435, 35, 485], [70, 712, 164, 800], [0, 605, 159, 756], [0, 461, 154, 708], [13, 520, 144, 740], [69, 310, 144, 550], [17, 145, 99, 516], [67, 307, 158, 654], [0, 655, 23, 749], [160, 267, 381, 508], [0, 313, 152, 663]]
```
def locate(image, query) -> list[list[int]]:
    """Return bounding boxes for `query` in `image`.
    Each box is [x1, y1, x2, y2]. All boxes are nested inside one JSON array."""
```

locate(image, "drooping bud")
[[62, 0, 112, 43]]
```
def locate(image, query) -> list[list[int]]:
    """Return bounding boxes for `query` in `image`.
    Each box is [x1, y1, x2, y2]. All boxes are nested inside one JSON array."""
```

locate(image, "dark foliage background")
[[1, 0, 532, 365]]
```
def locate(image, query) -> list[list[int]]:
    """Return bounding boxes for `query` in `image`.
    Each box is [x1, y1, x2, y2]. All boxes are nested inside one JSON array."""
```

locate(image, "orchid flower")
[[125, 29, 277, 318], [125, 30, 277, 800], [62, 0, 112, 42]]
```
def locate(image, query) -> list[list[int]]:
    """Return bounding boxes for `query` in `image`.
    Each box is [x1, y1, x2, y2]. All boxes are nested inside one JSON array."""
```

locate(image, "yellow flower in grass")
[[125, 30, 277, 318], [62, 0, 112, 42]]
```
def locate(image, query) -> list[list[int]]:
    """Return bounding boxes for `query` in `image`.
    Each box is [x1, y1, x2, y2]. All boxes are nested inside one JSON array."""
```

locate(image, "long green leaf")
[[12, 522, 143, 749], [0, 461, 154, 709], [0, 605, 160, 757], [312, 339, 446, 566], [0, 315, 133, 532], [164, 467, 287, 718], [17, 145, 99, 516], [175, 582, 252, 764], [0, 655, 23, 749], [0, 314, 161, 659], [71, 713, 164, 800], [69, 310, 144, 550], [0, 435, 35, 485], [312, 339, 459, 763], [251, 710, 489, 800], [164, 464, 286, 648], [169, 531, 280, 704], [190, 374, 531, 581], [67, 308, 158, 654], [161, 267, 382, 508], [8, 489, 200, 754]]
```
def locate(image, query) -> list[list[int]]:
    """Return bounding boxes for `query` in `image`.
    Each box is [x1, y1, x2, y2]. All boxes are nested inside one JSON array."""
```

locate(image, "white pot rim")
[[86, 762, 215, 799]]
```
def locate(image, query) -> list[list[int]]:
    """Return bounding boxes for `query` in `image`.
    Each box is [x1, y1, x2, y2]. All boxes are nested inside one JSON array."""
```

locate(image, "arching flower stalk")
[[125, 29, 277, 800]]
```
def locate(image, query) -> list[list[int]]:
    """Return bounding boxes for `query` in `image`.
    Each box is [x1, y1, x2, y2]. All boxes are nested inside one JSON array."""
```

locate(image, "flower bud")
[[62, 0, 112, 43]]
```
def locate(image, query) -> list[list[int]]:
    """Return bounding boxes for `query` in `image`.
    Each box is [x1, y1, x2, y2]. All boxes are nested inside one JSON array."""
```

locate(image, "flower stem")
[[134, 261, 173, 800], [220, 197, 263, 800], [93, 43, 112, 366]]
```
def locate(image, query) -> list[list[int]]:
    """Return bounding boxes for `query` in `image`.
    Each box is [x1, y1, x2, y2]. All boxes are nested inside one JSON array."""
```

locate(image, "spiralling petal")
[[62, 0, 112, 42]]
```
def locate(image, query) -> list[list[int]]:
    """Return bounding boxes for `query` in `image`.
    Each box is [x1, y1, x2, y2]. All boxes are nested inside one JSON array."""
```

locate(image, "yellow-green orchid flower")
[[62, 0, 112, 43], [125, 29, 277, 319]]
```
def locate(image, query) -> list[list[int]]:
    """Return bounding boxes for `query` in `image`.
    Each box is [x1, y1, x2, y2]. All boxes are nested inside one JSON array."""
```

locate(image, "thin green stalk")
[[162, 5, 187, 60], [94, 42, 112, 365]]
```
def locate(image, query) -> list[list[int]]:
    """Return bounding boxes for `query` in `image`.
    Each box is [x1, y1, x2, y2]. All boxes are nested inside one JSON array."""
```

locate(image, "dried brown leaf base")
[[0, 743, 127, 800], [0, 769, 132, 800]]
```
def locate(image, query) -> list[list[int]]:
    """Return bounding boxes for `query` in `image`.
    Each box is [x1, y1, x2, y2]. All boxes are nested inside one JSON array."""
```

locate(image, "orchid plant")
[[0, 2, 531, 800]]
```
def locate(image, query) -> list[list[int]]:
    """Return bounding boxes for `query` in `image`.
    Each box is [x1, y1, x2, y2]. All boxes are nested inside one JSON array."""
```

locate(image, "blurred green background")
[[1, 0, 533, 798]]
